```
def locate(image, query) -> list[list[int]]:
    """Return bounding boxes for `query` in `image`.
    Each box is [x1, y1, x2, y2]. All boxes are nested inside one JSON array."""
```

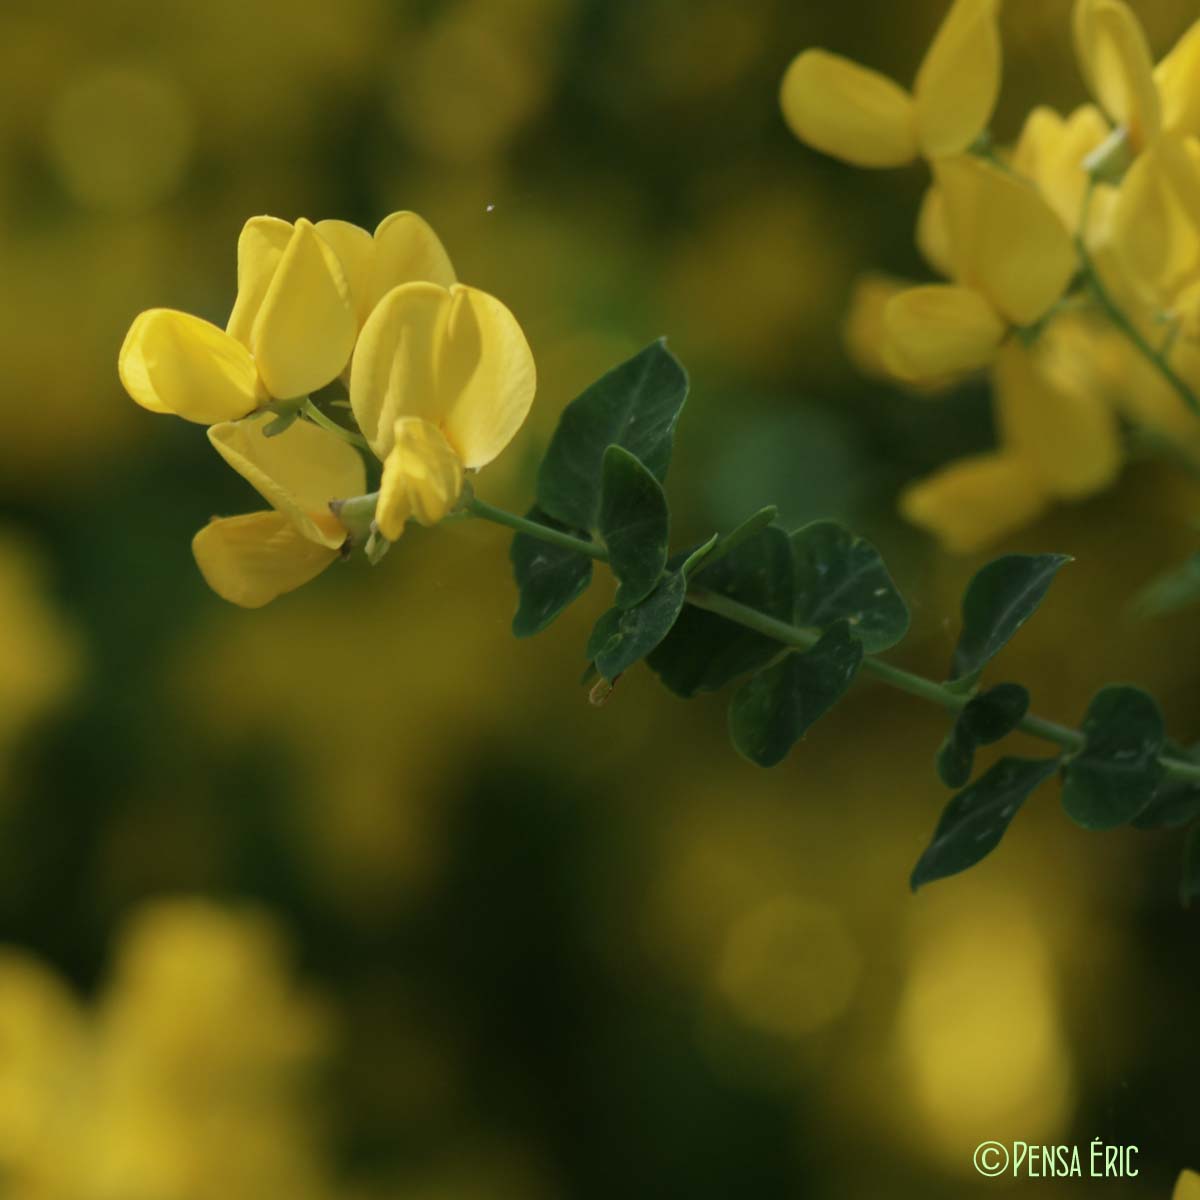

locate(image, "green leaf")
[[1133, 744, 1200, 830], [791, 521, 909, 652], [1132, 552, 1200, 618], [537, 340, 688, 532], [1061, 685, 1166, 830], [1181, 825, 1200, 907], [704, 505, 778, 567], [587, 570, 688, 681], [911, 756, 1060, 891], [647, 526, 795, 698], [509, 506, 594, 637], [935, 683, 1031, 789], [728, 621, 862, 767], [599, 445, 670, 609], [949, 553, 1071, 681]]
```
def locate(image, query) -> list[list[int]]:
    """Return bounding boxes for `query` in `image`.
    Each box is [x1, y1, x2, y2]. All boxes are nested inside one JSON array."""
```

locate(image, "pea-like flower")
[[348, 281, 536, 540], [193, 418, 366, 607], [1072, 0, 1200, 155], [779, 0, 1001, 168], [881, 155, 1075, 382], [118, 212, 454, 424]]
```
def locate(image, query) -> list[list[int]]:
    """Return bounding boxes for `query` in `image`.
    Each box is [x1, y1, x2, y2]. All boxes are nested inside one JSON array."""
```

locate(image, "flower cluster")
[[782, 0, 1200, 552], [119, 212, 535, 605]]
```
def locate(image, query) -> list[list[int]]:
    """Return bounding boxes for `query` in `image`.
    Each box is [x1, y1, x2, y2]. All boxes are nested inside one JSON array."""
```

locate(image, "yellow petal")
[[914, 0, 1001, 158], [1175, 1170, 1200, 1200], [916, 185, 954, 276], [1109, 134, 1200, 306], [993, 338, 1122, 499], [225, 216, 293, 348], [1013, 104, 1109, 232], [882, 285, 1006, 382], [192, 511, 338, 609], [118, 308, 263, 424], [349, 282, 536, 469], [780, 50, 918, 168], [250, 218, 357, 400], [900, 452, 1049, 553], [1073, 0, 1161, 148], [376, 417, 465, 539], [350, 281, 448, 459], [315, 219, 376, 327], [436, 285, 537, 469], [934, 155, 1075, 325], [207, 417, 365, 549], [1157, 20, 1200, 138], [370, 211, 457, 310]]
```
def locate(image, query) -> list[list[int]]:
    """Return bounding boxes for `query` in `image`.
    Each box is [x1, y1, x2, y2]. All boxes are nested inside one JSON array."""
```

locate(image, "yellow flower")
[[349, 282, 536, 540], [1176, 1169, 1200, 1200], [900, 452, 1048, 554], [898, 335, 1122, 552], [118, 211, 455, 424], [1073, 0, 1200, 152], [882, 155, 1075, 382], [1011, 104, 1110, 232], [192, 418, 365, 608], [780, 0, 1001, 168], [1104, 131, 1200, 333]]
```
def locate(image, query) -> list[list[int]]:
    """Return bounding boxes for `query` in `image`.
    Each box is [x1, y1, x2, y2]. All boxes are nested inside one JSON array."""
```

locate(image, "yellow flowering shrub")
[[782, 0, 1200, 552]]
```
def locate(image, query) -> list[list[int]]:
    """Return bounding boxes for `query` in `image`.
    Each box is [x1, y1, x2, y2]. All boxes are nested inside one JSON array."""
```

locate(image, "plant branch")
[[469, 498, 1200, 786], [302, 399, 371, 451]]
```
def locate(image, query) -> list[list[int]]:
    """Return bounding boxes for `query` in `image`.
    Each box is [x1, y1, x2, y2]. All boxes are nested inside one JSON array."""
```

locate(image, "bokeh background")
[[2, 0, 1200, 1195]]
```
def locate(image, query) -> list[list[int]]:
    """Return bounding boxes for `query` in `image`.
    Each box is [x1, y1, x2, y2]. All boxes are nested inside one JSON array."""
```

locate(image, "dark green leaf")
[[509, 506, 594, 637], [949, 553, 1071, 681], [704, 506, 778, 567], [911, 756, 1060, 891], [537, 340, 688, 531], [791, 521, 909, 652], [1061, 685, 1165, 830], [599, 445, 670, 609], [587, 570, 688, 681], [1181, 825, 1200, 907], [647, 526, 795, 697], [1133, 552, 1200, 619], [935, 733, 975, 789], [960, 682, 1030, 743], [935, 684, 1030, 789], [728, 621, 862, 767], [679, 534, 720, 579]]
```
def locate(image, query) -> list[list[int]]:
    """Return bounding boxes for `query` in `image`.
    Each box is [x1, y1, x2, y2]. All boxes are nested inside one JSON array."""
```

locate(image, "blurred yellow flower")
[[882, 155, 1075, 382], [118, 211, 455, 424], [1177, 1170, 1200, 1200], [1073, 0, 1200, 154], [193, 418, 366, 608], [349, 282, 536, 540], [780, 0, 1001, 168], [1010, 103, 1110, 232]]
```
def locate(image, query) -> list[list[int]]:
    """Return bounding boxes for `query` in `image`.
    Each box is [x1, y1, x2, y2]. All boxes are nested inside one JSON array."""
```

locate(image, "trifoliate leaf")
[[949, 553, 1070, 681], [791, 521, 909, 652], [599, 445, 670, 609], [510, 506, 594, 637], [537, 340, 688, 532], [1061, 685, 1165, 830], [587, 570, 688, 681], [911, 756, 1060, 890], [728, 621, 862, 767], [647, 525, 795, 698]]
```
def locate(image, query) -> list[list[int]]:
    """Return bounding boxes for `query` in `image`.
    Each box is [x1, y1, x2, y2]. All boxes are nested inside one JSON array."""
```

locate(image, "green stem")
[[1075, 184, 1200, 416], [302, 399, 371, 451], [468, 499, 1200, 785], [464, 495, 610, 561]]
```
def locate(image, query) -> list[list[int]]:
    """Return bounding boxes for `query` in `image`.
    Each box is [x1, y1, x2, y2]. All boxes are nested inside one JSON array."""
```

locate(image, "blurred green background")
[[3, 0, 1200, 1195]]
